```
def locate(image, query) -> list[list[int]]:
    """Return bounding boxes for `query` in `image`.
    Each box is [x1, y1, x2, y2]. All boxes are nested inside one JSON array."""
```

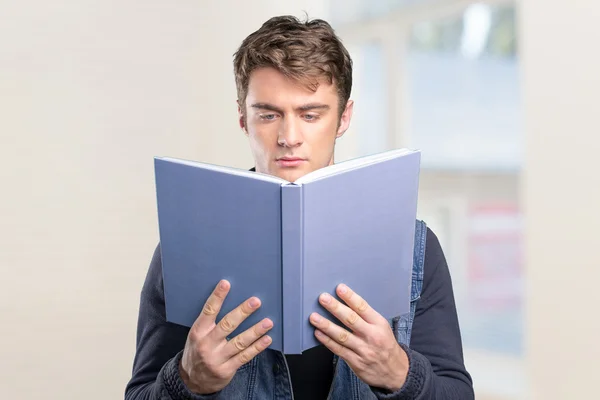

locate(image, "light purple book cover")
[[154, 149, 421, 354]]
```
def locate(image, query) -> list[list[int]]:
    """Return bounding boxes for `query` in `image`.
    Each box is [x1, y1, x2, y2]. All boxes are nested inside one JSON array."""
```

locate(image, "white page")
[[294, 148, 415, 184], [158, 157, 288, 184]]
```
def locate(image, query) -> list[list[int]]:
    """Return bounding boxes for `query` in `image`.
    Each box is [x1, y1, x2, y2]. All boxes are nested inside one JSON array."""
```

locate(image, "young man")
[[125, 16, 474, 400]]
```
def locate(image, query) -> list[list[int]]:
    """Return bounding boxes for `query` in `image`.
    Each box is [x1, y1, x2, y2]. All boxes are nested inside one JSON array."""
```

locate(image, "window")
[[331, 2, 525, 399]]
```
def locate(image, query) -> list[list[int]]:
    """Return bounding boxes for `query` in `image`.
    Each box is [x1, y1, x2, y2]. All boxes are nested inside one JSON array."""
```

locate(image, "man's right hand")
[[179, 279, 273, 394]]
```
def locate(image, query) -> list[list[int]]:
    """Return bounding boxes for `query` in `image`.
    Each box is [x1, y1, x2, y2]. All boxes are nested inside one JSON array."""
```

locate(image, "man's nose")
[[278, 119, 303, 147]]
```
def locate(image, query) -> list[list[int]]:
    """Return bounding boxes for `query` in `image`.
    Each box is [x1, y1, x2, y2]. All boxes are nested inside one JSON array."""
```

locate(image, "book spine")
[[281, 184, 303, 354]]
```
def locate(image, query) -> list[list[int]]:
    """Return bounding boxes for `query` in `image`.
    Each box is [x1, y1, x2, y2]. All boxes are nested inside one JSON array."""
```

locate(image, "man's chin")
[[272, 166, 311, 182]]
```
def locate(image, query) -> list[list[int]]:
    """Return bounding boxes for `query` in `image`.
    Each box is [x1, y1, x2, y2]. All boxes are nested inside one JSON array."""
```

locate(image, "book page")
[[158, 157, 288, 184], [294, 148, 415, 184]]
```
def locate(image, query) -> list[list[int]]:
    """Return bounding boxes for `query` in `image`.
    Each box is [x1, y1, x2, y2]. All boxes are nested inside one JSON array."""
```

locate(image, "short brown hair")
[[233, 15, 353, 116]]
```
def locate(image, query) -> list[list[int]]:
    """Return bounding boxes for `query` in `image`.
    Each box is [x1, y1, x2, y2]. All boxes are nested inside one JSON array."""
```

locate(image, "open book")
[[154, 148, 421, 353]]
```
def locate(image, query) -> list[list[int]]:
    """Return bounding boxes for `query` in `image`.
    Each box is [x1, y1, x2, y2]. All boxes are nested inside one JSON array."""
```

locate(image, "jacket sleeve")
[[124, 245, 221, 400], [372, 228, 475, 400]]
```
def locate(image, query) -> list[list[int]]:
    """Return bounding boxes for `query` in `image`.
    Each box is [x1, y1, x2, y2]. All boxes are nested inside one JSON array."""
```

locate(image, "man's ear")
[[237, 100, 248, 135], [336, 99, 354, 138]]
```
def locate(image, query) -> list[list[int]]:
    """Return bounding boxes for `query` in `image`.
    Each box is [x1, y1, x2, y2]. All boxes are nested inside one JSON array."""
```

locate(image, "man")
[[125, 15, 474, 400]]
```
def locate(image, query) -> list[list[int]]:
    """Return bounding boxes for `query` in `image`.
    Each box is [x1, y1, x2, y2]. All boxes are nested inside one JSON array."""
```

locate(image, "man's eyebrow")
[[250, 103, 284, 114], [296, 103, 330, 112], [250, 102, 331, 113]]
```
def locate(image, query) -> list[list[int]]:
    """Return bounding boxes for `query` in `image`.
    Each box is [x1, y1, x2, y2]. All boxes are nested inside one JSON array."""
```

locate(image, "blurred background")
[[1, 0, 598, 399]]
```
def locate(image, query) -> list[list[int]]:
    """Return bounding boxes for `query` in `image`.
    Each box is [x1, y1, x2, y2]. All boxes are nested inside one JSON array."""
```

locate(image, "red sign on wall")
[[467, 203, 523, 311]]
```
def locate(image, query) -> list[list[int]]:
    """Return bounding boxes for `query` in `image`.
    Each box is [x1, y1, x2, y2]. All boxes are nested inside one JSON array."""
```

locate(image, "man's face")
[[239, 67, 353, 182]]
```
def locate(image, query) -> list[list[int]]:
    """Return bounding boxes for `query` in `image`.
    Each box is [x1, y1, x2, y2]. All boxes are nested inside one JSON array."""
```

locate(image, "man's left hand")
[[309, 284, 409, 392]]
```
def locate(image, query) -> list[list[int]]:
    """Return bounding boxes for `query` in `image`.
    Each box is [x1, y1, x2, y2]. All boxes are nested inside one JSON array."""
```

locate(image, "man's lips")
[[276, 157, 307, 167]]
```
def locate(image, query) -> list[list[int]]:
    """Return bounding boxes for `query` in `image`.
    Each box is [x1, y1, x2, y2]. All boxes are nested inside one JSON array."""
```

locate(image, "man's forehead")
[[246, 69, 337, 106], [249, 67, 335, 91]]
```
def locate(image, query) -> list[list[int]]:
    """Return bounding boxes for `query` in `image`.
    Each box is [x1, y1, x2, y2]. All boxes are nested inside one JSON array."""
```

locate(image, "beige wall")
[[521, 0, 600, 399], [0, 1, 326, 398]]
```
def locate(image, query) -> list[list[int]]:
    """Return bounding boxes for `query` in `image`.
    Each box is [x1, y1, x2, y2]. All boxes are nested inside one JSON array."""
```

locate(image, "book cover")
[[154, 159, 285, 349], [154, 149, 421, 354]]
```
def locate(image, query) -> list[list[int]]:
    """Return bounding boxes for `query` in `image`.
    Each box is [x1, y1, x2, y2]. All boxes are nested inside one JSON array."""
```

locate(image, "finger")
[[220, 318, 273, 361], [314, 329, 357, 364], [336, 284, 381, 324], [210, 296, 261, 341], [318, 292, 369, 334], [193, 279, 230, 332], [226, 334, 272, 371], [309, 313, 362, 352]]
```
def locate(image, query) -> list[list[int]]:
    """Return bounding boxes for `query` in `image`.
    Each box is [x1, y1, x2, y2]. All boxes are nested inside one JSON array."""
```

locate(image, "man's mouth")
[[276, 157, 307, 168]]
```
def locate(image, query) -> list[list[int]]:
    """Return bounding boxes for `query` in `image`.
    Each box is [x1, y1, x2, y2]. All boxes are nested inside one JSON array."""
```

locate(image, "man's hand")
[[179, 280, 273, 394], [309, 284, 409, 392]]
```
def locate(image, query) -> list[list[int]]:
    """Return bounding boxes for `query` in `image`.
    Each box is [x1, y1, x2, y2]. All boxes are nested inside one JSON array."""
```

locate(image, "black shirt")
[[125, 227, 474, 400], [285, 345, 334, 399]]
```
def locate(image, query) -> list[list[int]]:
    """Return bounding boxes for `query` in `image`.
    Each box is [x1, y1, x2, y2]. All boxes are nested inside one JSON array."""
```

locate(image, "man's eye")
[[260, 114, 277, 120], [303, 114, 319, 121]]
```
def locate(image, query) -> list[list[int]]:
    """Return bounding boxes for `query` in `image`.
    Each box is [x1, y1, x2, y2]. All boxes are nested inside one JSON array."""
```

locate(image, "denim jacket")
[[155, 220, 428, 400]]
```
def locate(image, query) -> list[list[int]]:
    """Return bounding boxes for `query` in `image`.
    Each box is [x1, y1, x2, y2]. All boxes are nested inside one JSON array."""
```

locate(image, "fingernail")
[[315, 330, 323, 337], [220, 280, 228, 289], [262, 319, 273, 329], [311, 313, 322, 323], [249, 298, 259, 308], [338, 284, 348, 295], [262, 336, 272, 344], [320, 293, 331, 304]]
